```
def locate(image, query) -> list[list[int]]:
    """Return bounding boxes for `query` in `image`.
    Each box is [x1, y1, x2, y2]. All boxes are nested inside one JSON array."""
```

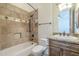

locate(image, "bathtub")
[[0, 41, 37, 56]]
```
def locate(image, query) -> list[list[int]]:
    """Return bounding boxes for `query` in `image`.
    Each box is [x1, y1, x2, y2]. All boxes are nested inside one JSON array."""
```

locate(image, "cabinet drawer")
[[63, 50, 79, 56], [49, 39, 70, 48], [69, 43, 79, 49], [49, 46, 61, 56]]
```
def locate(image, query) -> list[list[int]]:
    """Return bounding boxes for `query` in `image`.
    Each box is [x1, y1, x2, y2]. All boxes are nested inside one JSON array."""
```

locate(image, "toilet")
[[32, 38, 48, 56]]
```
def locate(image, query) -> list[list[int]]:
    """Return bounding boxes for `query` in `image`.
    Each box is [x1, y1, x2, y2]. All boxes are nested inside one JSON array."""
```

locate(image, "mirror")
[[74, 4, 79, 33], [57, 4, 79, 34], [57, 4, 72, 34]]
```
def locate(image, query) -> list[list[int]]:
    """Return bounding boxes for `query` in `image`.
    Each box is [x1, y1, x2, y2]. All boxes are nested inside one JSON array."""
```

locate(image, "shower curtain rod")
[[26, 3, 36, 11]]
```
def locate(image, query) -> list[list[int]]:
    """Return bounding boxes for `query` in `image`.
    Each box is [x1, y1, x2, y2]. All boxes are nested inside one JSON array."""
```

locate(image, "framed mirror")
[[57, 4, 72, 34]]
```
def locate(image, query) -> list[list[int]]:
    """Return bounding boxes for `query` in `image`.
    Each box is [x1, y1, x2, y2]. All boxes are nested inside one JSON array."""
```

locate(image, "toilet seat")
[[32, 45, 44, 53], [31, 38, 48, 56], [32, 45, 47, 56]]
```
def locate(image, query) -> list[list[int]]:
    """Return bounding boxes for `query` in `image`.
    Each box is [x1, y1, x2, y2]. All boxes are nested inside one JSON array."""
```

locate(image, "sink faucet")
[[63, 31, 65, 36]]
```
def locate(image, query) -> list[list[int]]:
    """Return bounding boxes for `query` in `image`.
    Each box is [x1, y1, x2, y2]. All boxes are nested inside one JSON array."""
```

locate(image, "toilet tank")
[[38, 38, 48, 47]]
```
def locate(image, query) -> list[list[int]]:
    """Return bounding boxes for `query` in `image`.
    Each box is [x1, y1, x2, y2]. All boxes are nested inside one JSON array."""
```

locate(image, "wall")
[[31, 3, 59, 39], [0, 3, 30, 20], [11, 3, 38, 43], [38, 3, 53, 38], [52, 4, 59, 33], [0, 4, 30, 50]]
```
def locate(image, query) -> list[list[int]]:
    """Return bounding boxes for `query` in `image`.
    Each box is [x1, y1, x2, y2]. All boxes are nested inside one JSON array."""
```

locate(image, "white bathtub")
[[0, 41, 37, 56]]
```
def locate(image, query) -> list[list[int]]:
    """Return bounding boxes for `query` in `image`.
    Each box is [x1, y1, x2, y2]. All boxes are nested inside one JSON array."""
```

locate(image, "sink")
[[49, 35, 79, 43], [52, 35, 78, 39]]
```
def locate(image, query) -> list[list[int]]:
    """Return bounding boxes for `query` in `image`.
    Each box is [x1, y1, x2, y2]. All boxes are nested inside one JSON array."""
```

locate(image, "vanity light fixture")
[[58, 4, 72, 11]]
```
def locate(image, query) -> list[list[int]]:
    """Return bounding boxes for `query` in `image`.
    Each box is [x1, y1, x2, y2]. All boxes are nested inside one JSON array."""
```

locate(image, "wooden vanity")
[[49, 36, 79, 56]]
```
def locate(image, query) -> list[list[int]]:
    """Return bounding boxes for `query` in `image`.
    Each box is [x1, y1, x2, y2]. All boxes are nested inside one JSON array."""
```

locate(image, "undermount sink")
[[53, 35, 78, 40], [49, 35, 79, 43]]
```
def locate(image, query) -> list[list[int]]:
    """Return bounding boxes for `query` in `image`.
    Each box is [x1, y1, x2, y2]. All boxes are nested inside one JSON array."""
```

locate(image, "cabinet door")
[[49, 46, 61, 56], [63, 50, 79, 56]]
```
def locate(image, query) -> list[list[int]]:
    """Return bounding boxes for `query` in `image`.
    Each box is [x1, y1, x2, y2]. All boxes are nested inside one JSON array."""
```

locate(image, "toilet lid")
[[32, 45, 44, 53]]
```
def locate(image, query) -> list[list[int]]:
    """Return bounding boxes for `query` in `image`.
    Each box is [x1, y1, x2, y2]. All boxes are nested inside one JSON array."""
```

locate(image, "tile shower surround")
[[0, 3, 30, 50]]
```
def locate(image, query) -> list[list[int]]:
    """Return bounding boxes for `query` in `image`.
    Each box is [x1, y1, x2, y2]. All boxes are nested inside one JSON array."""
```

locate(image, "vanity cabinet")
[[49, 39, 79, 56], [49, 46, 61, 56], [63, 50, 79, 56]]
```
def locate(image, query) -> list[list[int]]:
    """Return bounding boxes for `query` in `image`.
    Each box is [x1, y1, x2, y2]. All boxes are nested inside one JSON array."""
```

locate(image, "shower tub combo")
[[0, 41, 37, 56]]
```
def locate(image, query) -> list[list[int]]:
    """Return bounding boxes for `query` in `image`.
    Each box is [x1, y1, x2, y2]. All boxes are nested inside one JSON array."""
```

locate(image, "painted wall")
[[52, 4, 59, 33], [38, 3, 53, 38]]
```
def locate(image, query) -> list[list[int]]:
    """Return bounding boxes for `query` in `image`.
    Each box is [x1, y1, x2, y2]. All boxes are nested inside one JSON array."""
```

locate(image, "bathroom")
[[1, 3, 79, 56]]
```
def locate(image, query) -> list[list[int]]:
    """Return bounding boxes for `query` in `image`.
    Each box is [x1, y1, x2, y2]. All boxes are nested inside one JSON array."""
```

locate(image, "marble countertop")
[[48, 35, 79, 44]]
